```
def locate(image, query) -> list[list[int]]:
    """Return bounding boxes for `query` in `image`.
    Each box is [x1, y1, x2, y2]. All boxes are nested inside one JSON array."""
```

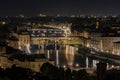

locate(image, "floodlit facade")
[[0, 56, 54, 72], [89, 30, 120, 55], [99, 37, 120, 53], [113, 41, 120, 55], [18, 33, 30, 47]]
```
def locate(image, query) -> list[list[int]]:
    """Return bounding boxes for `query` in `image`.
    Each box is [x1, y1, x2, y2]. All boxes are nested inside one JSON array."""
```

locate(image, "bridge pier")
[[56, 50, 59, 67], [86, 57, 89, 68]]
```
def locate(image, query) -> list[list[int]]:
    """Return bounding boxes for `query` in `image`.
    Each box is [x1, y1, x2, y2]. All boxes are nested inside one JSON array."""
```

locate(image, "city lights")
[[0, 0, 120, 80]]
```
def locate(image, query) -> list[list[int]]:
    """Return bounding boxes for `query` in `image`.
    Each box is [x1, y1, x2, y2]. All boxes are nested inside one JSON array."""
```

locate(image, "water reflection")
[[86, 57, 89, 68], [56, 50, 59, 67], [45, 45, 100, 69], [65, 45, 75, 67]]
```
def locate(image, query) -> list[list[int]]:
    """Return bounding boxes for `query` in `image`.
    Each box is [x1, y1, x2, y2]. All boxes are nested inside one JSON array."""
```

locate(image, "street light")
[[63, 65, 66, 69], [76, 64, 79, 67], [2, 21, 6, 25]]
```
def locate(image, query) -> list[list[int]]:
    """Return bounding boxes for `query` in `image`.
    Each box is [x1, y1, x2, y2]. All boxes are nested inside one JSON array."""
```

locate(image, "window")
[[33, 65, 35, 68], [39, 64, 41, 67]]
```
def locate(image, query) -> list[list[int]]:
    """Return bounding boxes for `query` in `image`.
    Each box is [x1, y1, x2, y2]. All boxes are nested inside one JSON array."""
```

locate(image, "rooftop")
[[9, 54, 48, 61]]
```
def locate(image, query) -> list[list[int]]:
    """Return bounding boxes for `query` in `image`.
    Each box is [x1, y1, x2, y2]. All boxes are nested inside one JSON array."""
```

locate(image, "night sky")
[[0, 0, 120, 16]]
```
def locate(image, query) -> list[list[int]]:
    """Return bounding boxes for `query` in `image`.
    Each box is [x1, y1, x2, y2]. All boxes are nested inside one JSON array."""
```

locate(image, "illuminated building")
[[29, 26, 65, 37], [113, 41, 120, 55], [28, 26, 72, 45], [90, 34, 120, 54], [13, 25, 72, 54], [29, 26, 65, 46], [0, 56, 54, 72], [111, 24, 120, 30], [111, 26, 120, 30], [18, 32, 30, 47], [89, 28, 120, 55], [83, 31, 89, 38], [96, 21, 99, 29], [38, 13, 47, 17], [99, 36, 120, 53]]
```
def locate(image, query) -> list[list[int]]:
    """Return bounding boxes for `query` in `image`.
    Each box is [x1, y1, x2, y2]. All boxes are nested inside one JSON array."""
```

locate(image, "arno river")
[[43, 45, 102, 69], [27, 44, 119, 70]]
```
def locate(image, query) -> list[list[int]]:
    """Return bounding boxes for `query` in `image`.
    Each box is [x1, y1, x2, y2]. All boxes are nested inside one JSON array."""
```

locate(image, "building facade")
[[99, 37, 120, 54], [113, 41, 120, 55], [18, 32, 30, 47], [0, 56, 54, 72]]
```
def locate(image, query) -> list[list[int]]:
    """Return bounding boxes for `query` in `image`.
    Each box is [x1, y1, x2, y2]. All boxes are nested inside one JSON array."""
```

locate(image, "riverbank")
[[77, 45, 120, 66]]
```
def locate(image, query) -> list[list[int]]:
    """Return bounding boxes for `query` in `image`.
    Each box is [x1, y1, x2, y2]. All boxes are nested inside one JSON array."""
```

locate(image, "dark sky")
[[0, 0, 120, 16]]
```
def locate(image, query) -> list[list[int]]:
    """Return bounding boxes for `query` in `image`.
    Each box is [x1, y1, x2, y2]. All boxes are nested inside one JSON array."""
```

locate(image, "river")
[[44, 45, 100, 69]]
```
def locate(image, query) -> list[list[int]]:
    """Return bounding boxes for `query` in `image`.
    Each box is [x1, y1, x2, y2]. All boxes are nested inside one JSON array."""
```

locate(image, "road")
[[91, 50, 120, 65]]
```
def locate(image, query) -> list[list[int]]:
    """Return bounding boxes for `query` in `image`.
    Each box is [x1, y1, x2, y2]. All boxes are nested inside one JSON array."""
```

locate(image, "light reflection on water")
[[65, 45, 75, 67], [45, 45, 99, 69]]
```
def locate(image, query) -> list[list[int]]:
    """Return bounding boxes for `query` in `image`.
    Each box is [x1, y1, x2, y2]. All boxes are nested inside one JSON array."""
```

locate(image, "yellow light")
[[76, 64, 79, 67], [2, 21, 6, 25]]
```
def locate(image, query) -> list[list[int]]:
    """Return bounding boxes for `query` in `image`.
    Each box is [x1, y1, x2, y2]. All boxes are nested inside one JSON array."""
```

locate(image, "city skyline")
[[0, 0, 120, 16]]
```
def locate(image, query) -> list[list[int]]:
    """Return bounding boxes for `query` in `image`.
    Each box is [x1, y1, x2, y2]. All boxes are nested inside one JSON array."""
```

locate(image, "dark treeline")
[[0, 62, 95, 80]]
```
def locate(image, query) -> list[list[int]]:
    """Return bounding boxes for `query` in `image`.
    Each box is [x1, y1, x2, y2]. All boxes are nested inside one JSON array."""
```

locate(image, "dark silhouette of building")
[[97, 62, 120, 80], [97, 62, 107, 80]]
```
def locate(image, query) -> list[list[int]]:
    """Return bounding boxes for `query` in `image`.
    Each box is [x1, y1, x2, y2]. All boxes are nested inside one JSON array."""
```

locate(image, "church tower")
[[96, 21, 99, 29]]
